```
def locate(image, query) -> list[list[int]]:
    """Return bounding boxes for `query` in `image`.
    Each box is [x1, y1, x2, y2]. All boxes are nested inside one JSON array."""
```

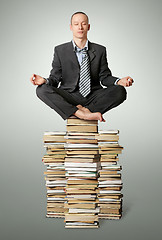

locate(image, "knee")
[[36, 84, 48, 98], [36, 85, 41, 98], [116, 85, 127, 103]]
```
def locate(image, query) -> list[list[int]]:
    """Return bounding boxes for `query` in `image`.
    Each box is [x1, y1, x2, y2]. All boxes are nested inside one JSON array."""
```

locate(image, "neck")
[[73, 37, 87, 49]]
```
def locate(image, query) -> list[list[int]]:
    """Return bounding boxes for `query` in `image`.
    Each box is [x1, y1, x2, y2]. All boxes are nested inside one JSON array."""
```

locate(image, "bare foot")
[[74, 107, 106, 122], [75, 105, 106, 122]]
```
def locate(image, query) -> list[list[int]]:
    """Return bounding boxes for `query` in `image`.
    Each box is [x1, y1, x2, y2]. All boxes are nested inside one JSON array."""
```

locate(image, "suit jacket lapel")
[[88, 41, 96, 62], [69, 41, 80, 68]]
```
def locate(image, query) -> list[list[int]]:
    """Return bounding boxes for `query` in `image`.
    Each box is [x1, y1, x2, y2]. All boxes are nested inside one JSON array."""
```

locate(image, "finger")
[[128, 79, 133, 85], [32, 74, 36, 81], [32, 73, 36, 80], [128, 79, 133, 86], [30, 75, 34, 82], [30, 73, 36, 82], [128, 77, 134, 83], [30, 78, 35, 84]]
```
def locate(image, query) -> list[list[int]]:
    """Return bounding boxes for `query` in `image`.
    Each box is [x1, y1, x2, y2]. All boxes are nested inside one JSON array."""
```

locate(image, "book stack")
[[95, 130, 123, 220], [42, 132, 68, 218], [64, 118, 101, 228]]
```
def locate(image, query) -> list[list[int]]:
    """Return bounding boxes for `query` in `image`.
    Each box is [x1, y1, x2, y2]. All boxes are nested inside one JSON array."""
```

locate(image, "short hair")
[[70, 12, 89, 24]]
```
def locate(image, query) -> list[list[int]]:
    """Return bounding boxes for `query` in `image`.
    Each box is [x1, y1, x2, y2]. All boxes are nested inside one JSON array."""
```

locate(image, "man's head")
[[70, 12, 90, 40], [70, 12, 89, 24]]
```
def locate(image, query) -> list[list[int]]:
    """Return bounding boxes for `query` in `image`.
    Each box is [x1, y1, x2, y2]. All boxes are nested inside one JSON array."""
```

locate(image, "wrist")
[[117, 79, 121, 85], [114, 78, 120, 86], [43, 78, 46, 83]]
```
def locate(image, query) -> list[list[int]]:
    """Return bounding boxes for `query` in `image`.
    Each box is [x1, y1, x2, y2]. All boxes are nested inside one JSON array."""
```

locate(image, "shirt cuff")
[[114, 78, 120, 85]]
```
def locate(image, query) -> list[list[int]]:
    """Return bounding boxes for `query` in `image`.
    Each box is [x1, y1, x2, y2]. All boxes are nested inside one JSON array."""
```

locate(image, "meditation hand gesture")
[[30, 74, 46, 85], [117, 76, 134, 87]]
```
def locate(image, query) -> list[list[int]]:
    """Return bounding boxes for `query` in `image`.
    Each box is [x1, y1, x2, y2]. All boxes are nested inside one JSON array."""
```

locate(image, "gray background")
[[0, 0, 162, 239]]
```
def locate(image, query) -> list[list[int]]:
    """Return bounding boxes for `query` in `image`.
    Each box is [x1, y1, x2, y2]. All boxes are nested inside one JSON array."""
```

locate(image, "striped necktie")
[[79, 48, 91, 97]]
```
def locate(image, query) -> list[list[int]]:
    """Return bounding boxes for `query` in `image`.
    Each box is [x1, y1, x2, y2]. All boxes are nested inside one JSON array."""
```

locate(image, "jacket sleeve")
[[46, 47, 62, 87], [99, 47, 119, 87]]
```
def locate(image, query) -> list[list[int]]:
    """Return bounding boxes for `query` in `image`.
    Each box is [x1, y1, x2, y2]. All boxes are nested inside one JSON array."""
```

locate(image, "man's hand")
[[117, 76, 134, 87], [30, 74, 46, 85]]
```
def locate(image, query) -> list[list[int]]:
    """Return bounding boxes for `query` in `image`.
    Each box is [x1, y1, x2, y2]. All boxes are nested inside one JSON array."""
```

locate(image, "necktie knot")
[[81, 47, 87, 51], [75, 46, 87, 53]]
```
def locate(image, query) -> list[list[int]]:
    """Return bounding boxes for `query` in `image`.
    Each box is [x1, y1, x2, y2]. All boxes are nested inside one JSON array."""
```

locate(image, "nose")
[[78, 23, 83, 29]]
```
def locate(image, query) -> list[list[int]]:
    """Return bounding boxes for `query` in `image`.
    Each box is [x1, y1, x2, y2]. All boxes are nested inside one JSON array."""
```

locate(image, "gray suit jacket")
[[46, 41, 119, 92]]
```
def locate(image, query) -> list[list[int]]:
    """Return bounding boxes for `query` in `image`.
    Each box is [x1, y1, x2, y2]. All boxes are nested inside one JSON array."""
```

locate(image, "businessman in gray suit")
[[30, 12, 134, 122]]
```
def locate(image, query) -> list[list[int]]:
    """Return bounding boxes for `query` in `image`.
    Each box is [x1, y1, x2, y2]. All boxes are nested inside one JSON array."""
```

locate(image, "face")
[[70, 13, 90, 40]]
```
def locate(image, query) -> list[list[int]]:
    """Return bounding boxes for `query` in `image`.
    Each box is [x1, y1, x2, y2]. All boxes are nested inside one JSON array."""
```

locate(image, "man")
[[30, 12, 134, 122]]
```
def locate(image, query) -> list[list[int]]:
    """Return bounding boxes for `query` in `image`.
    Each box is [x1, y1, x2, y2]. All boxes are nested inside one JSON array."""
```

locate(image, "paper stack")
[[96, 130, 123, 219], [41, 124, 124, 226], [64, 118, 101, 228], [42, 131, 68, 218]]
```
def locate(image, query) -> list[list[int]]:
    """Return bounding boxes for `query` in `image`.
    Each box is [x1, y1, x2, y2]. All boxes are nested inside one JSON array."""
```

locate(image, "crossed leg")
[[36, 84, 126, 121]]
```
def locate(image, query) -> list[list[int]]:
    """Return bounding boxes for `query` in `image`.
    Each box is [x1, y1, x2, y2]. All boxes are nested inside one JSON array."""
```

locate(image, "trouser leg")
[[36, 84, 79, 120], [84, 85, 127, 114]]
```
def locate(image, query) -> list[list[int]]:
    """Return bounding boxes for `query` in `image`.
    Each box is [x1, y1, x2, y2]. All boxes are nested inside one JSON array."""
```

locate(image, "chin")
[[77, 34, 85, 38], [76, 36, 84, 39]]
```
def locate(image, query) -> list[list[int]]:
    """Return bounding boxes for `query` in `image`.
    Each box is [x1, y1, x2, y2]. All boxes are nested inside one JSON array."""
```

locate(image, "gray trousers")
[[36, 84, 127, 120]]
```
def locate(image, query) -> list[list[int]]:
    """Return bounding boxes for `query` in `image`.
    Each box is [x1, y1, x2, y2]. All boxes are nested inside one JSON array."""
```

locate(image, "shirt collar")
[[72, 39, 89, 52]]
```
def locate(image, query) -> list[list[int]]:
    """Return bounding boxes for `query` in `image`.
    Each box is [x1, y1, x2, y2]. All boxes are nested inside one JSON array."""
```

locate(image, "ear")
[[70, 24, 72, 31], [88, 24, 90, 31]]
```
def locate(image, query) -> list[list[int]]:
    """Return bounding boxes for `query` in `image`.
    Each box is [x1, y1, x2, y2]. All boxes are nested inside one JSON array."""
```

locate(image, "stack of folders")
[[64, 117, 101, 228], [42, 132, 68, 218], [95, 130, 123, 219]]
